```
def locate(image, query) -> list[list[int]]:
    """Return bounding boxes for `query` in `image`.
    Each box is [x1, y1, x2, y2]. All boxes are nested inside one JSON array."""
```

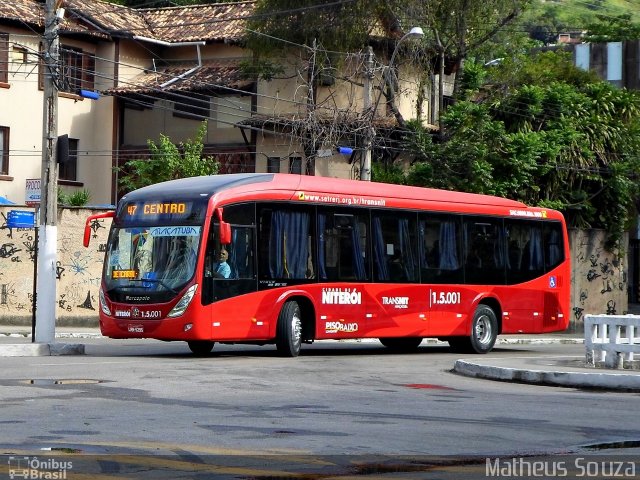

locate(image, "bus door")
[[202, 204, 258, 339], [504, 220, 546, 333], [419, 214, 467, 336], [541, 222, 567, 331], [316, 209, 371, 337], [369, 211, 427, 337]]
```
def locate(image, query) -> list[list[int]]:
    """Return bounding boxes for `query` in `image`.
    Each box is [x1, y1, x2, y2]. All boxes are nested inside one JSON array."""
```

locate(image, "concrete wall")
[[569, 229, 628, 332], [0, 206, 112, 326], [0, 207, 625, 331]]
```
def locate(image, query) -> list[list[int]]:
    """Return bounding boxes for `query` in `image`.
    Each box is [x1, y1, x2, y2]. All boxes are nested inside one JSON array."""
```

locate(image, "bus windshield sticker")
[[112, 269, 136, 279], [509, 209, 548, 218], [148, 226, 201, 237], [296, 191, 386, 207]]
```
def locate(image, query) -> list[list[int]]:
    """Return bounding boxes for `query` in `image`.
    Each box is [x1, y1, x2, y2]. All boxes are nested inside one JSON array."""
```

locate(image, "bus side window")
[[544, 222, 564, 271], [464, 217, 506, 285], [419, 214, 463, 284], [318, 209, 368, 281], [505, 220, 543, 284], [259, 206, 315, 281], [372, 212, 418, 283]]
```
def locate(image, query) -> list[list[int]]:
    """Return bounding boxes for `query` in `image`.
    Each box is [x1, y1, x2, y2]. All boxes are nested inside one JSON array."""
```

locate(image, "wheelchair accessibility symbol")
[[549, 276, 557, 288]]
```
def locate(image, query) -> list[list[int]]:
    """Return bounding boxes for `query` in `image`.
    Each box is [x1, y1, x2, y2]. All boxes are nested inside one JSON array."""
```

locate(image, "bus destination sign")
[[119, 200, 206, 225], [126, 202, 188, 216]]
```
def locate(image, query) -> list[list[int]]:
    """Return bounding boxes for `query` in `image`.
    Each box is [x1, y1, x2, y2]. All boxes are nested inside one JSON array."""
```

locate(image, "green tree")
[[421, 0, 531, 99], [401, 51, 640, 245], [118, 122, 219, 193], [584, 14, 640, 42]]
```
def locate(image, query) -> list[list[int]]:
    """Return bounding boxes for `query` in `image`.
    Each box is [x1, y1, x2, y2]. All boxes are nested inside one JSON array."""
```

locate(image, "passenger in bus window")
[[213, 249, 231, 278]]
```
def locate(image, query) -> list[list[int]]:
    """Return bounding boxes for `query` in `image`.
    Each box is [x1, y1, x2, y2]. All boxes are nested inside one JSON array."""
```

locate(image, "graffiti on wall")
[[0, 208, 112, 324], [571, 230, 626, 321]]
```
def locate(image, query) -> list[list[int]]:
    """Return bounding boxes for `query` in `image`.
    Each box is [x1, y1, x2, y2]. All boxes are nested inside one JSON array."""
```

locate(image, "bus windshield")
[[104, 225, 201, 295]]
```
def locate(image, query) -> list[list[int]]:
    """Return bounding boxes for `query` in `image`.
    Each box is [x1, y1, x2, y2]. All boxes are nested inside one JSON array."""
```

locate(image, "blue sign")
[[549, 276, 557, 289], [6, 210, 35, 228]]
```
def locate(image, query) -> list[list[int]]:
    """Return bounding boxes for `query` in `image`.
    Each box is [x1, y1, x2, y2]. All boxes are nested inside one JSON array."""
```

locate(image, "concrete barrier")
[[585, 314, 640, 369]]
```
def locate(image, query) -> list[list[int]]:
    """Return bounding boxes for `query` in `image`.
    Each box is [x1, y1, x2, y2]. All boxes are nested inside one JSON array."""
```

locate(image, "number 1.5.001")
[[431, 291, 461, 305]]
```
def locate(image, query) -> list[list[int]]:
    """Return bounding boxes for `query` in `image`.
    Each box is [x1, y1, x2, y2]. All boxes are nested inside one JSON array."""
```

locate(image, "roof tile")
[[144, 2, 255, 43], [108, 60, 252, 95], [1, 1, 255, 43]]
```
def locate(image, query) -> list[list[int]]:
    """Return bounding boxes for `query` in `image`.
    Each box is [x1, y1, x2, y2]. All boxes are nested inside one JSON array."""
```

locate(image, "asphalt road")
[[0, 339, 638, 478]]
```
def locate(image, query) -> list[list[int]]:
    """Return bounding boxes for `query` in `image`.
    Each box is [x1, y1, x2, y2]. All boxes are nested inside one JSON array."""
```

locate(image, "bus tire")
[[187, 341, 215, 356], [276, 300, 302, 357], [447, 305, 498, 354], [379, 337, 423, 351], [469, 305, 498, 353]]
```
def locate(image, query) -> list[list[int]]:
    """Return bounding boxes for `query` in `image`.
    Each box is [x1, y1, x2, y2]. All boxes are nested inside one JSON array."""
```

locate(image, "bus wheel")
[[187, 341, 215, 356], [379, 337, 423, 351], [470, 305, 498, 353], [448, 305, 498, 354], [276, 300, 302, 357]]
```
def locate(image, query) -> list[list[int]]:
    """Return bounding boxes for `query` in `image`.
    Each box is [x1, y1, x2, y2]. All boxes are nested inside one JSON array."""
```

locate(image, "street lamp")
[[361, 26, 424, 181]]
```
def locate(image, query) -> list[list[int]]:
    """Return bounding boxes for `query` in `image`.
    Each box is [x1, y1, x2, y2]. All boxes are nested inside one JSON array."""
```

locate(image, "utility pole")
[[361, 46, 374, 181], [36, 0, 60, 343]]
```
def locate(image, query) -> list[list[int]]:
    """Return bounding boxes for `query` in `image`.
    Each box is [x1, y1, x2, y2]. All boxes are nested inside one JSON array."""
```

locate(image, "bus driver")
[[213, 249, 231, 278]]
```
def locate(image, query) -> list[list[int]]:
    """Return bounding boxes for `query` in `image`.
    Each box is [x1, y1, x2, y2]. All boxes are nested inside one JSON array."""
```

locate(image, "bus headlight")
[[99, 288, 112, 316], [168, 284, 198, 318]]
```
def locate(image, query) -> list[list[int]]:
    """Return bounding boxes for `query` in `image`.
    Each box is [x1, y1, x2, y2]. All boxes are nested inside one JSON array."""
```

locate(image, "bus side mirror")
[[219, 221, 231, 245], [84, 211, 115, 247]]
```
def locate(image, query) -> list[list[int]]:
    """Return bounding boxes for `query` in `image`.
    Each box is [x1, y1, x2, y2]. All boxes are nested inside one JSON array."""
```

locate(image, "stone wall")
[[0, 206, 113, 326], [0, 207, 629, 333]]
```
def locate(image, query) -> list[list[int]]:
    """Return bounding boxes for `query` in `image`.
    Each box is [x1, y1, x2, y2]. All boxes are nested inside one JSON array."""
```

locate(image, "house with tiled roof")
[[0, 0, 431, 205]]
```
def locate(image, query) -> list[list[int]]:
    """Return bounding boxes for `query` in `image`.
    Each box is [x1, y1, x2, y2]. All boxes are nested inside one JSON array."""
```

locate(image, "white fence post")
[[584, 314, 640, 369]]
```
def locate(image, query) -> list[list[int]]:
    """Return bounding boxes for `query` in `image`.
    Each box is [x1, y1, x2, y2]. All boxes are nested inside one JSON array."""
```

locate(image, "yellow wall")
[[0, 29, 115, 206]]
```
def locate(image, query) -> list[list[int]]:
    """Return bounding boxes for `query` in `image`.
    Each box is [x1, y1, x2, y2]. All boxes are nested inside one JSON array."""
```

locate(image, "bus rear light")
[[99, 288, 112, 316], [168, 284, 198, 318]]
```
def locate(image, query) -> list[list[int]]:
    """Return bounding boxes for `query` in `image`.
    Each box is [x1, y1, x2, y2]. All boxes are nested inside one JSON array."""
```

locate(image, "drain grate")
[[582, 440, 640, 450], [21, 379, 103, 386]]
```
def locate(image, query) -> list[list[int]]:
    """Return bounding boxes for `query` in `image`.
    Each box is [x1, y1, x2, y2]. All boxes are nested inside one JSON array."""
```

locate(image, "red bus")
[[84, 173, 570, 356]]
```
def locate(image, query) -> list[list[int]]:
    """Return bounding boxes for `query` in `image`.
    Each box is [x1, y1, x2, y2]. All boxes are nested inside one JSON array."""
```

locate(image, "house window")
[[289, 156, 302, 174], [12, 46, 28, 64], [59, 46, 83, 93], [0, 33, 8, 84], [59, 137, 78, 181], [267, 157, 280, 173], [39, 45, 95, 94], [0, 127, 9, 175]]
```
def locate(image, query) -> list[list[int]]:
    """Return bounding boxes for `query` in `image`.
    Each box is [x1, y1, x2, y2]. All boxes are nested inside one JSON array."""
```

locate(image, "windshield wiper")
[[123, 278, 178, 295]]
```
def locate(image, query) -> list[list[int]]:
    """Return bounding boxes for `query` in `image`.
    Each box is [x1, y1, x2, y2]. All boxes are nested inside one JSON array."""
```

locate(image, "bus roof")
[[121, 173, 547, 216], [123, 173, 522, 204]]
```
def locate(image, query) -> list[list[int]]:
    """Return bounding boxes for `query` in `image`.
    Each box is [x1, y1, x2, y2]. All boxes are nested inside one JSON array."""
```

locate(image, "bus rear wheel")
[[448, 305, 498, 354], [379, 337, 423, 351], [187, 341, 215, 356], [276, 300, 302, 357]]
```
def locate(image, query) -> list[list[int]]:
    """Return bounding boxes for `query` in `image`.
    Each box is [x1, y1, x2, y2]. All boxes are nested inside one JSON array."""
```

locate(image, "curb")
[[454, 359, 640, 391], [0, 342, 85, 357]]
